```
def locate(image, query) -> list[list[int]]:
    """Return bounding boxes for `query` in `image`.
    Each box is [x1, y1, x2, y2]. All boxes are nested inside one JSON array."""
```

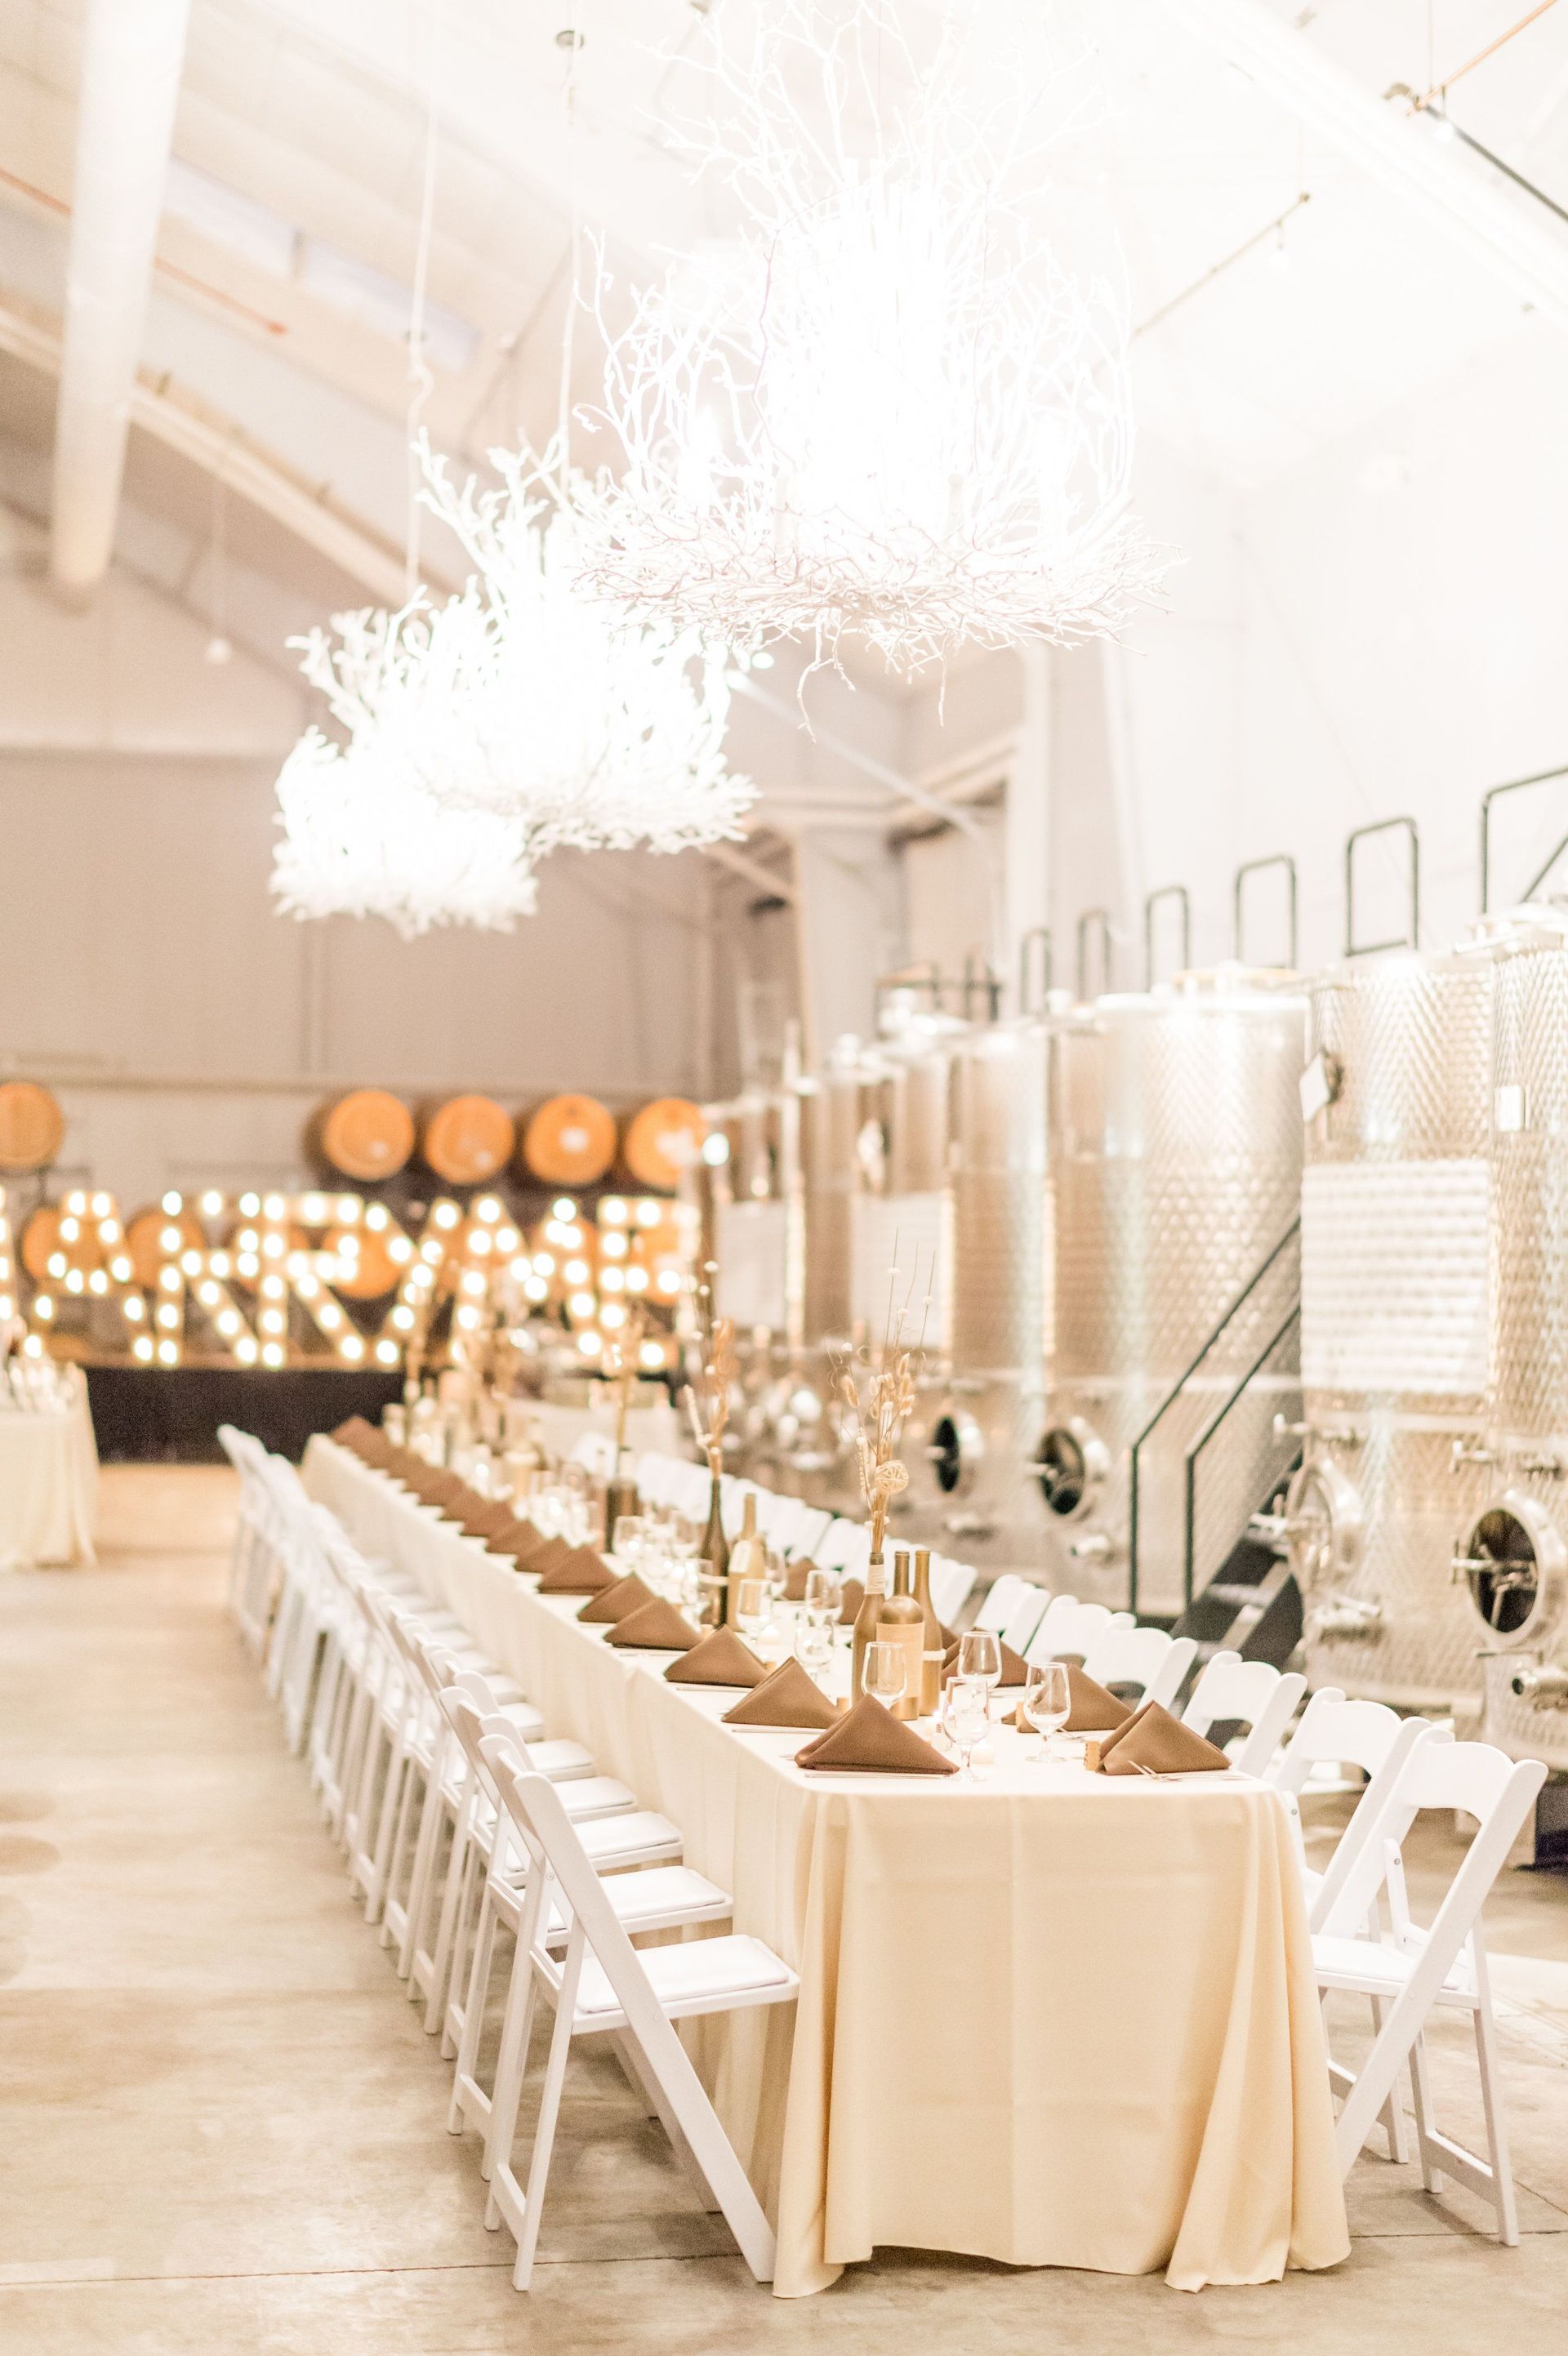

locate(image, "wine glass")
[[612, 1514, 648, 1574], [941, 1674, 990, 1779], [1022, 1661, 1071, 1761], [863, 1641, 906, 1717], [795, 1612, 834, 1689], [803, 1566, 842, 1623], [957, 1630, 1001, 1716]]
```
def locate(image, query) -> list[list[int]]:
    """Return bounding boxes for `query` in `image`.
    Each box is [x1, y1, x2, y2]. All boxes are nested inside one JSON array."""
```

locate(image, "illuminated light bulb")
[[236, 1337, 259, 1365], [523, 1276, 549, 1303], [375, 1338, 400, 1365], [460, 1271, 486, 1299], [158, 1267, 180, 1293], [90, 1191, 112, 1217], [100, 1219, 122, 1242], [421, 1240, 443, 1264], [156, 1303, 179, 1330], [702, 1133, 728, 1166], [564, 1258, 590, 1285], [433, 1202, 461, 1229], [470, 1229, 492, 1257], [22, 1331, 42, 1357], [635, 1200, 662, 1227], [625, 1266, 649, 1294], [388, 1236, 412, 1263], [218, 1312, 239, 1337], [639, 1340, 665, 1370], [601, 1300, 627, 1329], [207, 1252, 229, 1279], [577, 1330, 603, 1356], [65, 1270, 85, 1294], [180, 1250, 203, 1277], [295, 1273, 318, 1299], [160, 1226, 182, 1251], [391, 1306, 416, 1330], [198, 1282, 220, 1307], [262, 1192, 286, 1220], [339, 1334, 365, 1361], [261, 1341, 286, 1368], [0, 1295, 10, 1317], [261, 1233, 284, 1259], [285, 1253, 310, 1281], [239, 1192, 261, 1218], [600, 1198, 627, 1225], [199, 1190, 224, 1217], [238, 1228, 259, 1252], [455, 1303, 482, 1330], [301, 1193, 328, 1225], [59, 1217, 80, 1242], [33, 1295, 55, 1320], [132, 1334, 154, 1363], [533, 1252, 555, 1276], [657, 1269, 679, 1294], [237, 1254, 260, 1280], [261, 1309, 286, 1335], [47, 1253, 67, 1279], [553, 1199, 576, 1221], [600, 1231, 628, 1259], [509, 1256, 529, 1279], [332, 1195, 359, 1223], [157, 1338, 180, 1365], [122, 1296, 144, 1321], [568, 1290, 597, 1318], [318, 1303, 342, 1327], [87, 1268, 109, 1295], [365, 1202, 388, 1231], [496, 1225, 519, 1252], [476, 1197, 501, 1223], [600, 1266, 625, 1294], [162, 1191, 182, 1215], [261, 1273, 285, 1299], [63, 1189, 85, 1215]]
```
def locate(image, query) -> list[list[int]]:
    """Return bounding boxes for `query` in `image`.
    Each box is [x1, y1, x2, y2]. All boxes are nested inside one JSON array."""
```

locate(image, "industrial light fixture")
[[582, 0, 1167, 678]]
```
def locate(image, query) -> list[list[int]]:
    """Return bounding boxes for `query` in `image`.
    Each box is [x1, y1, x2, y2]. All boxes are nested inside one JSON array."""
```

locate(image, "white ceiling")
[[0, 0, 1566, 650]]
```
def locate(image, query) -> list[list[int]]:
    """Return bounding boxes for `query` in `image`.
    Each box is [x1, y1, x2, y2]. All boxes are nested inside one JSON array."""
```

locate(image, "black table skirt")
[[85, 1365, 403, 1464]]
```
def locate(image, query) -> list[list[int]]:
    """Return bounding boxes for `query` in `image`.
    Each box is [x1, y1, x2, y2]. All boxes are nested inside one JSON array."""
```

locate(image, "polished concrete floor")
[[2, 1465, 1566, 2355]]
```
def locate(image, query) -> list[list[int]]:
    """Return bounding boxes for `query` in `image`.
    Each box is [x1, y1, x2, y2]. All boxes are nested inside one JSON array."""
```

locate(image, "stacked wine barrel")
[[307, 1088, 706, 1195]]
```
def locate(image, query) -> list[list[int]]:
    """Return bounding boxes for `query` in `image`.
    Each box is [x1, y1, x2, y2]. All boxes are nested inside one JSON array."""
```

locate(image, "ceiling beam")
[[1154, 0, 1568, 326], [50, 0, 194, 605]]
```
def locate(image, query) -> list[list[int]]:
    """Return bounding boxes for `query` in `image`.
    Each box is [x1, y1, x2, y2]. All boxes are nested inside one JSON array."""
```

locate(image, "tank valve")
[[1272, 1415, 1313, 1443], [1509, 1663, 1568, 1709], [1450, 1441, 1498, 1472], [1308, 1594, 1383, 1640], [1519, 1451, 1567, 1480], [1067, 1532, 1112, 1561]]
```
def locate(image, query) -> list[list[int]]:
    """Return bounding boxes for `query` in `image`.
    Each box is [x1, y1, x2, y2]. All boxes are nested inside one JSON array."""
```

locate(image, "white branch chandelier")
[[270, 606, 539, 939], [581, 0, 1168, 677]]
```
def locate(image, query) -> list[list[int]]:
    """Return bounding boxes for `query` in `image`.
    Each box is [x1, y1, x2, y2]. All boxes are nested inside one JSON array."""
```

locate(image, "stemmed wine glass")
[[1022, 1661, 1071, 1761], [863, 1641, 906, 1717], [957, 1630, 1001, 1719], [941, 1674, 990, 1779]]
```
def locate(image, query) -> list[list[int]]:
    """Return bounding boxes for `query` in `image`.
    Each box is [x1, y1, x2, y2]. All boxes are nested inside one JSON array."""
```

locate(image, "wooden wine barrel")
[[126, 1205, 207, 1290], [20, 1205, 62, 1285], [323, 1220, 401, 1299], [522, 1093, 616, 1187], [419, 1094, 516, 1187], [0, 1081, 64, 1173], [310, 1089, 416, 1183], [621, 1097, 707, 1191]]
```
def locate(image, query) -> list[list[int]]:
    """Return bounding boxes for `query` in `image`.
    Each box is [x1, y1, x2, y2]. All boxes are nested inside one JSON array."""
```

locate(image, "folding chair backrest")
[[814, 1520, 859, 1573], [1080, 1623, 1191, 1704], [929, 1557, 976, 1628], [1321, 1738, 1536, 1942], [1027, 1597, 1130, 1664], [1000, 1585, 1050, 1655], [972, 1574, 1026, 1634], [1182, 1653, 1307, 1776]]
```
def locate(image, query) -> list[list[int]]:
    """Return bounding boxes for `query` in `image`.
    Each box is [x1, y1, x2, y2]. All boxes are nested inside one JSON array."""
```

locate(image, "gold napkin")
[[604, 1597, 701, 1653], [1062, 1663, 1132, 1733], [578, 1574, 656, 1625], [1095, 1701, 1232, 1777], [783, 1557, 817, 1604], [333, 1415, 376, 1451], [521, 1534, 577, 1580], [457, 1499, 515, 1540], [665, 1626, 766, 1688], [941, 1637, 1030, 1688], [479, 1514, 534, 1560], [537, 1545, 617, 1596], [723, 1658, 841, 1730], [795, 1693, 957, 1775], [837, 1578, 865, 1628]]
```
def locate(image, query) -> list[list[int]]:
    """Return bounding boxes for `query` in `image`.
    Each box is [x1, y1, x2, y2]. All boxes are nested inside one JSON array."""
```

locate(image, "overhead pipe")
[[50, 0, 193, 606]]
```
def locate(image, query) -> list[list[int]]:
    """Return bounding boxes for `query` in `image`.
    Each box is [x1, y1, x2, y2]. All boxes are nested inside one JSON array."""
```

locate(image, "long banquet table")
[[0, 1373, 98, 1569], [304, 1434, 1349, 2299]]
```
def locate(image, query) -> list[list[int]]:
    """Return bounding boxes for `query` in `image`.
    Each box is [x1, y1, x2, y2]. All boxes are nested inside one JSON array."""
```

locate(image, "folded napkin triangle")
[[665, 1627, 766, 1688], [480, 1515, 536, 1560], [723, 1658, 840, 1730], [837, 1578, 865, 1628], [1097, 1700, 1231, 1777], [783, 1557, 817, 1604], [578, 1573, 656, 1625], [537, 1544, 617, 1595], [604, 1597, 701, 1652], [333, 1415, 376, 1450], [1063, 1663, 1132, 1733], [523, 1534, 579, 1580], [457, 1499, 514, 1540], [795, 1692, 956, 1775]]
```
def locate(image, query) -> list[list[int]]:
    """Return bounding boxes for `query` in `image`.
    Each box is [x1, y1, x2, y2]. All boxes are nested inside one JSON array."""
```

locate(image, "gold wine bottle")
[[875, 1550, 926, 1721], [725, 1492, 767, 1627], [912, 1548, 944, 1717], [851, 1551, 890, 1701]]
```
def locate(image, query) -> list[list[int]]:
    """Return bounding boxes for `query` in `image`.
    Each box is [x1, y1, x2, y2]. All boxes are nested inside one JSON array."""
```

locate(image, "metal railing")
[[1182, 1303, 1302, 1607], [1126, 1218, 1300, 1615]]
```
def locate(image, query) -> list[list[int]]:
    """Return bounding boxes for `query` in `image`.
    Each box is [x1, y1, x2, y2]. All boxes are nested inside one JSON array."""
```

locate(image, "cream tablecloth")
[[0, 1375, 98, 1569], [304, 1436, 1348, 2298]]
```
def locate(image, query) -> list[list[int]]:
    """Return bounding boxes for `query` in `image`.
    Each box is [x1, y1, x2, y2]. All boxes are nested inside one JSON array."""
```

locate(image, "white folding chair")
[[971, 1573, 1027, 1635], [216, 1423, 276, 1642], [1079, 1623, 1195, 1708], [478, 1749, 798, 2290], [928, 1555, 977, 1628], [440, 1696, 688, 2113], [999, 1584, 1051, 1655], [1313, 1739, 1548, 2242], [1272, 1691, 1445, 1930], [1025, 1595, 1134, 1666], [1181, 1652, 1307, 1779]]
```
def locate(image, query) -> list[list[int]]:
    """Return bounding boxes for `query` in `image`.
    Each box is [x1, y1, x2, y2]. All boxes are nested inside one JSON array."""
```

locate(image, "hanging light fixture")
[[581, 0, 1169, 678], [271, 603, 539, 938], [411, 438, 753, 853]]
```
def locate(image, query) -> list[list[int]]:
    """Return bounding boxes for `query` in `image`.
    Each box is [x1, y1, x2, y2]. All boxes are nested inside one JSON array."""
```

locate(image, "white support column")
[[50, 0, 194, 606]]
